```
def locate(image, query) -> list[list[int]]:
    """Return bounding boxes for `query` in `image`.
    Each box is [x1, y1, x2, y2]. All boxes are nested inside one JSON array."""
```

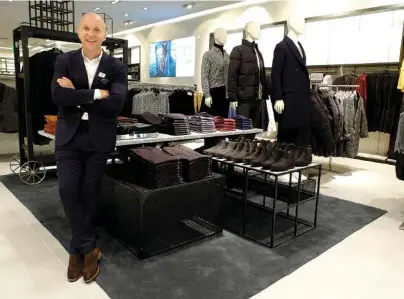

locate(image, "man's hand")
[[100, 90, 110, 99], [57, 77, 75, 89]]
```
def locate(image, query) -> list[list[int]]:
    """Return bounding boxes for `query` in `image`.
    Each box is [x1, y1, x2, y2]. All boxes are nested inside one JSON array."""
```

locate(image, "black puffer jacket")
[[227, 39, 268, 103], [310, 91, 334, 157]]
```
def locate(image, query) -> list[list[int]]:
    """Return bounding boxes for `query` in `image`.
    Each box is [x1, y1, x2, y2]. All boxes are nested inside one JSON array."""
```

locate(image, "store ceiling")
[[0, 0, 239, 50]]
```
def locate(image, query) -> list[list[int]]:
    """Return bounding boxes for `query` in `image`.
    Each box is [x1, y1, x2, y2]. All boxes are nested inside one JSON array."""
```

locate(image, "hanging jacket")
[[0, 84, 18, 133], [227, 39, 268, 103], [343, 93, 369, 158], [309, 91, 334, 157]]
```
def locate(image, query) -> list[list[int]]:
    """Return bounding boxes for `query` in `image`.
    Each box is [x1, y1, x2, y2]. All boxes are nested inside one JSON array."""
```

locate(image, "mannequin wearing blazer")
[[271, 36, 312, 145]]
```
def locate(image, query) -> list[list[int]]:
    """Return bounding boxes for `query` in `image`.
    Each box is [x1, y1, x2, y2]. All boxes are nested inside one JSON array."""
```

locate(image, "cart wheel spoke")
[[19, 161, 47, 185]]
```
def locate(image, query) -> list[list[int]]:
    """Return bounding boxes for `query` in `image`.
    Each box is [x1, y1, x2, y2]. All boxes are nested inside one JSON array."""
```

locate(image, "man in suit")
[[51, 12, 127, 283]]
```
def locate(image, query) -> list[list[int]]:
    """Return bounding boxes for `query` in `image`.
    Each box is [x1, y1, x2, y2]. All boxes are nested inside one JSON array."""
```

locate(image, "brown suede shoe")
[[83, 248, 102, 283], [68, 255, 84, 282]]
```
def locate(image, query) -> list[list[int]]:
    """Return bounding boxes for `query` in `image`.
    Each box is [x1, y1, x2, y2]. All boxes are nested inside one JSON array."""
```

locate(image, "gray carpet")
[[1, 173, 386, 299]]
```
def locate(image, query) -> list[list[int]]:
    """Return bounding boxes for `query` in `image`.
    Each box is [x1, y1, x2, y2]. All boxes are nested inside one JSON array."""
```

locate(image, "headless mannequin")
[[204, 28, 228, 108], [229, 21, 261, 111], [274, 14, 305, 114]]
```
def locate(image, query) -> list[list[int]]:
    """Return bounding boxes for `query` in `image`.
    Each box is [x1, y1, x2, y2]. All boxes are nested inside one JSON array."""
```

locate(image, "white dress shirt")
[[80, 50, 103, 120], [254, 48, 263, 100]]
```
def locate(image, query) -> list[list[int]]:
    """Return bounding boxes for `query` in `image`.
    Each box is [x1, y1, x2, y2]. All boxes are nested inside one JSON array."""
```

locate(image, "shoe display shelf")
[[212, 157, 322, 248], [97, 163, 225, 260]]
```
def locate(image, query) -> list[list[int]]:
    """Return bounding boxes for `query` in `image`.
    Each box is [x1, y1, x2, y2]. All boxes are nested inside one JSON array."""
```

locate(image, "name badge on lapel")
[[98, 72, 106, 78]]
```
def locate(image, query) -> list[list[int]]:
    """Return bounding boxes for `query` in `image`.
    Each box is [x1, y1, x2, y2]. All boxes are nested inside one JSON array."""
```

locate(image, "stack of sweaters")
[[234, 115, 253, 130], [44, 115, 57, 135], [188, 113, 216, 133], [158, 113, 191, 136], [213, 117, 236, 131], [162, 145, 212, 182], [130, 147, 184, 189]]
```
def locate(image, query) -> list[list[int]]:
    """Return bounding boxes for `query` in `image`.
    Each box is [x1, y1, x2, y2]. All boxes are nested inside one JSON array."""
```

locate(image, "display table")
[[212, 157, 322, 248], [98, 164, 225, 259], [38, 129, 263, 147]]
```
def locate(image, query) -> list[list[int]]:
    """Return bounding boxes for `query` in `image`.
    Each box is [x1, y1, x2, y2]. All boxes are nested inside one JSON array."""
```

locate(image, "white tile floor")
[[0, 156, 403, 299]]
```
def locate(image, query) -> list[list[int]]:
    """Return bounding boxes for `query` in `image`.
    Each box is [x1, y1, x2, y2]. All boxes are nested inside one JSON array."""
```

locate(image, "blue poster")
[[149, 40, 176, 77]]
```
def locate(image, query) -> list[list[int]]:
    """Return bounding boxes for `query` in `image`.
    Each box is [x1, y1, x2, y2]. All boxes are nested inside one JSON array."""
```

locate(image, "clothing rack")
[[12, 25, 128, 174], [128, 82, 197, 92], [312, 84, 360, 171]]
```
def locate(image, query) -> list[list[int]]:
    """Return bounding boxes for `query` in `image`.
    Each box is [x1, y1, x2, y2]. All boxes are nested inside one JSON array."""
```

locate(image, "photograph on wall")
[[149, 40, 176, 77], [149, 36, 196, 78]]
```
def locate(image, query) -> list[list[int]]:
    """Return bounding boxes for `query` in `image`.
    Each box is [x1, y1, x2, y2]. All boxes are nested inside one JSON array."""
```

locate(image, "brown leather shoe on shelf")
[[83, 248, 102, 283], [68, 255, 84, 282]]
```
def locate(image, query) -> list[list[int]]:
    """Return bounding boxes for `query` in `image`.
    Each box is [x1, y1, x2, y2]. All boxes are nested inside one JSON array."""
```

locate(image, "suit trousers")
[[237, 100, 262, 128], [202, 86, 229, 117], [55, 121, 110, 255]]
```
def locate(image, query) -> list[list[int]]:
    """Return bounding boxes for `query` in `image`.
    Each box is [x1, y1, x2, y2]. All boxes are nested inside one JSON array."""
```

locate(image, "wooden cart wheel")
[[9, 154, 21, 175], [19, 161, 47, 185]]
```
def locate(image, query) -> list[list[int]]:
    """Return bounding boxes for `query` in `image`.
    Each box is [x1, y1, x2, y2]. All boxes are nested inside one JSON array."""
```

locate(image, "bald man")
[[51, 13, 127, 283]]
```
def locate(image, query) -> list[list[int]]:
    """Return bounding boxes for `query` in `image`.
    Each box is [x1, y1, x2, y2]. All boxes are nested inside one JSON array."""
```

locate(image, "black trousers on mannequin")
[[277, 127, 311, 146], [56, 121, 110, 256], [237, 100, 262, 128], [202, 86, 229, 117]]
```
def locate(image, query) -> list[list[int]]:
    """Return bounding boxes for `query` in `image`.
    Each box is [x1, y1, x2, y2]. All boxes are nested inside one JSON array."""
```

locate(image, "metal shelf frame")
[[12, 25, 129, 168]]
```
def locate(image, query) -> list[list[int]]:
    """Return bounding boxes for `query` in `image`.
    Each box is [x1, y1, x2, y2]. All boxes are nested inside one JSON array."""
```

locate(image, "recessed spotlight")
[[181, 3, 195, 9], [129, 21, 133, 25], [124, 13, 128, 17], [143, 7, 149, 10], [94, 7, 100, 11], [9, 0, 13, 2], [111, 0, 120, 4]]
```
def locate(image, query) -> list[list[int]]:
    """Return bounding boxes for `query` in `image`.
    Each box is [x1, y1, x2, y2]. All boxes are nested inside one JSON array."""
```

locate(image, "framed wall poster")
[[149, 36, 196, 78]]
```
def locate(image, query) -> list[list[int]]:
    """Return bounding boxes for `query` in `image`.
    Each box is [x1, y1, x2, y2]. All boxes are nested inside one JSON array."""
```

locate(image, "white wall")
[[119, 0, 404, 88], [0, 50, 13, 58]]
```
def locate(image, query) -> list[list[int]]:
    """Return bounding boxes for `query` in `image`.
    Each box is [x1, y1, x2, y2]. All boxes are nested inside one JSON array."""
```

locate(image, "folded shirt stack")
[[130, 147, 184, 189], [134, 112, 162, 126], [117, 122, 156, 135], [162, 145, 212, 182], [44, 115, 57, 135], [158, 113, 190, 136], [234, 115, 253, 130], [188, 112, 216, 133], [214, 116, 236, 131], [117, 116, 137, 123]]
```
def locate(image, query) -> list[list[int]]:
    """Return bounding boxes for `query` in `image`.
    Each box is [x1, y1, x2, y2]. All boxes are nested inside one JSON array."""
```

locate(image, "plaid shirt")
[[201, 46, 230, 99]]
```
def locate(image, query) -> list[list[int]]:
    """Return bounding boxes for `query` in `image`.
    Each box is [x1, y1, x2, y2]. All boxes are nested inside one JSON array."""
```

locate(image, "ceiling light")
[[9, 0, 13, 2], [182, 3, 195, 9], [143, 7, 149, 10], [94, 7, 100, 11], [129, 21, 133, 25], [124, 13, 128, 17], [112, 0, 120, 4]]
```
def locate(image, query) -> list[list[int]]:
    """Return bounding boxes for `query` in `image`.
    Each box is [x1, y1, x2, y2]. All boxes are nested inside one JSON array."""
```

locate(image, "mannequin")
[[271, 11, 312, 146], [228, 21, 268, 128], [201, 27, 230, 117]]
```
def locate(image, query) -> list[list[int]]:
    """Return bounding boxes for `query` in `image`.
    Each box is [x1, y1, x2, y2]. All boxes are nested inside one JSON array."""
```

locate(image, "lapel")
[[284, 36, 306, 68], [73, 49, 90, 89], [298, 41, 306, 65], [91, 52, 109, 89]]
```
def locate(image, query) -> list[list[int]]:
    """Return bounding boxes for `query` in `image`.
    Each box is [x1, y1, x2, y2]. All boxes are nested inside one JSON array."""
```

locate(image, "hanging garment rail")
[[312, 83, 360, 171], [128, 82, 197, 91]]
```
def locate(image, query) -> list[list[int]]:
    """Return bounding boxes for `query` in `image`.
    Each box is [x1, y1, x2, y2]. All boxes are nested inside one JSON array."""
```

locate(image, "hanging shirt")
[[79, 50, 103, 120]]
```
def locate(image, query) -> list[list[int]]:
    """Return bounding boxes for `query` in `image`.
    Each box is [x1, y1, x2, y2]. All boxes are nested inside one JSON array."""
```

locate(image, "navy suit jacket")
[[51, 49, 127, 152], [271, 36, 312, 129]]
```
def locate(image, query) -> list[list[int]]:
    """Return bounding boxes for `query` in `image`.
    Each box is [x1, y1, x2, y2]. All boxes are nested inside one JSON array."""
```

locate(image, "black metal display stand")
[[12, 25, 128, 185], [29, 1, 75, 32], [213, 158, 322, 248], [98, 164, 225, 259]]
